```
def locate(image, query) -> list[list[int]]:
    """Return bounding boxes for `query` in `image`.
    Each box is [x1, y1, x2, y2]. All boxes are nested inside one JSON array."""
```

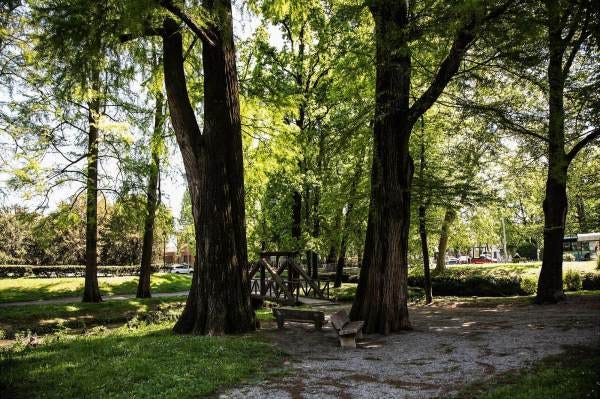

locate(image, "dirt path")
[[223, 296, 600, 399]]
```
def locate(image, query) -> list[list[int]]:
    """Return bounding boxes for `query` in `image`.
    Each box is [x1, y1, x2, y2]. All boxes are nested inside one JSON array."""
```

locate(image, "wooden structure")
[[273, 308, 325, 330], [330, 310, 364, 348], [249, 251, 330, 304]]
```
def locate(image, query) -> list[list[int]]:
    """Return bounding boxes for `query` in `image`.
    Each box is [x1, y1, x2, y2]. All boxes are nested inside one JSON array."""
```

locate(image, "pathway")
[[223, 295, 600, 399]]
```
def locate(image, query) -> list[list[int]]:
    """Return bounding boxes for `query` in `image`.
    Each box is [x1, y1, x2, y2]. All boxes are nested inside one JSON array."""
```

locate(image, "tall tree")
[[351, 0, 512, 333], [137, 91, 165, 298]]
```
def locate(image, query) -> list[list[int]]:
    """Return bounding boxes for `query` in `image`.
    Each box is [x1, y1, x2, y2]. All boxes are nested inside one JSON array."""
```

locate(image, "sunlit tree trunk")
[[137, 93, 164, 299]]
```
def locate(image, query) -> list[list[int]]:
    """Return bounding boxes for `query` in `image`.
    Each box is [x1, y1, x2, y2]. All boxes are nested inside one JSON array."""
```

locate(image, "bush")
[[563, 253, 575, 262], [597, 256, 600, 270], [521, 277, 537, 295], [0, 264, 170, 278], [408, 274, 531, 297], [564, 270, 582, 291], [582, 273, 600, 290]]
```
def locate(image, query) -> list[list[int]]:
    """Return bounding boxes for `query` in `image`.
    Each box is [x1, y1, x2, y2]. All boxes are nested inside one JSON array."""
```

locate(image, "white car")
[[170, 264, 193, 274]]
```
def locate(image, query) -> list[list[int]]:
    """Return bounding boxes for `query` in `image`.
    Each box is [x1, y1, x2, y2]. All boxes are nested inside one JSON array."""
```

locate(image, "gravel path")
[[223, 296, 600, 399]]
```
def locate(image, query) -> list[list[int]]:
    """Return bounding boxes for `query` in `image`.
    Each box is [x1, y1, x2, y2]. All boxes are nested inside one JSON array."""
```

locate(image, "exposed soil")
[[222, 295, 600, 399]]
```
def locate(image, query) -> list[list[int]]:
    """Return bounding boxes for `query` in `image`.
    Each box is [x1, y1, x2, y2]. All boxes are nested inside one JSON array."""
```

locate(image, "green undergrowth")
[[0, 273, 191, 303], [0, 322, 283, 399], [450, 346, 600, 399]]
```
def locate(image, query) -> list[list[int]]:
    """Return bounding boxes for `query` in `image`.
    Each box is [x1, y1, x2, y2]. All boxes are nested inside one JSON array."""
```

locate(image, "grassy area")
[[331, 283, 425, 302], [0, 296, 188, 338], [0, 273, 192, 303], [453, 346, 600, 399], [0, 323, 282, 399]]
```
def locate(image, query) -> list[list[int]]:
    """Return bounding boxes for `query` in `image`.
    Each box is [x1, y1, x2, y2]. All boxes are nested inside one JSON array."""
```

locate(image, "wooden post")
[[260, 261, 266, 296]]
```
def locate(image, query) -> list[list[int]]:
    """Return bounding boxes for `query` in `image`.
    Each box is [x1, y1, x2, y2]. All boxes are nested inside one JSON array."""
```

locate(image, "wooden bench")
[[272, 308, 325, 330], [330, 310, 364, 348]]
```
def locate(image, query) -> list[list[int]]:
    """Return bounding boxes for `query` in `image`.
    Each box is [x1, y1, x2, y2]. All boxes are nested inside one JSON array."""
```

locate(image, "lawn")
[[0, 296, 188, 338], [0, 273, 192, 303], [453, 346, 600, 399], [0, 322, 282, 399]]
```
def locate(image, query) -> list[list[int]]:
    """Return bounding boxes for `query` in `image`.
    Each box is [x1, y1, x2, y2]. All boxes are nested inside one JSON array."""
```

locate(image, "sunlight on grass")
[[0, 322, 282, 399], [0, 273, 192, 303]]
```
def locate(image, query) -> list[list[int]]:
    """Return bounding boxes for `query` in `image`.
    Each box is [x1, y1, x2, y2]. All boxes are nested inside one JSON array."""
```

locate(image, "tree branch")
[[159, 0, 216, 45], [566, 128, 600, 163]]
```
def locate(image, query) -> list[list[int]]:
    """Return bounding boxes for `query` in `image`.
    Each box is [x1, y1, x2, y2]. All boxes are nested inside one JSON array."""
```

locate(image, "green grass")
[[0, 323, 282, 399], [452, 346, 600, 399], [0, 296, 188, 338], [0, 273, 192, 303], [330, 283, 425, 302]]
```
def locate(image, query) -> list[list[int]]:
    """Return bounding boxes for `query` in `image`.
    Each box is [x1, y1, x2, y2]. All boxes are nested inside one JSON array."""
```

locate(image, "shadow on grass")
[[0, 297, 188, 337], [0, 324, 281, 399]]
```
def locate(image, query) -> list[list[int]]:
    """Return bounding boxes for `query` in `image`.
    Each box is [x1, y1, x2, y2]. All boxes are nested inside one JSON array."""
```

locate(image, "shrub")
[[582, 273, 600, 290], [564, 270, 582, 291], [408, 274, 531, 297], [563, 253, 575, 262], [597, 256, 600, 270], [0, 264, 170, 278], [521, 277, 537, 295]]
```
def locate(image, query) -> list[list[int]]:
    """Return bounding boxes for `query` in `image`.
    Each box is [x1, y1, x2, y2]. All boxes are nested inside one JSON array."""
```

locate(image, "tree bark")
[[162, 7, 254, 334], [137, 93, 164, 299], [537, 0, 568, 303], [350, 1, 414, 333], [82, 71, 102, 303], [436, 208, 457, 273]]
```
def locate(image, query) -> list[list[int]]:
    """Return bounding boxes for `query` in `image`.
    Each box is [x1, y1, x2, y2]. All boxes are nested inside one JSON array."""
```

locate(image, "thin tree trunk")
[[418, 131, 432, 304], [137, 93, 164, 298], [335, 150, 365, 288], [162, 9, 254, 334], [575, 195, 586, 232], [436, 208, 457, 273], [82, 72, 102, 303], [419, 205, 433, 304], [537, 0, 569, 304]]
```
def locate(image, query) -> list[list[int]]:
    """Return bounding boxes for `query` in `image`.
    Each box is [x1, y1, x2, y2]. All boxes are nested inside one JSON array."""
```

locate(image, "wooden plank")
[[339, 321, 364, 336], [261, 258, 295, 301], [288, 259, 325, 299], [330, 310, 351, 331]]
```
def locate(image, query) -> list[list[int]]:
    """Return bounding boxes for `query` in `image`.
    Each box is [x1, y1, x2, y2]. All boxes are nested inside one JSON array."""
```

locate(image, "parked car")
[[471, 255, 498, 264], [458, 255, 470, 264], [446, 257, 459, 265], [170, 264, 193, 274]]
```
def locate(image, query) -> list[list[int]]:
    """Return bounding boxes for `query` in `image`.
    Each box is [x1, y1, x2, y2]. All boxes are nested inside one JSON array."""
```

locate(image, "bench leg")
[[356, 329, 363, 339], [315, 320, 322, 331], [277, 317, 284, 329], [339, 335, 356, 349]]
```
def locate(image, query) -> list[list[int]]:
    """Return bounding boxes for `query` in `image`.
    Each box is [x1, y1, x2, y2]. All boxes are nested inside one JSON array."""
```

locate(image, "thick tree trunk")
[[419, 205, 433, 304], [350, 1, 413, 334], [82, 78, 102, 303], [162, 10, 254, 334], [137, 94, 164, 299], [436, 208, 456, 272]]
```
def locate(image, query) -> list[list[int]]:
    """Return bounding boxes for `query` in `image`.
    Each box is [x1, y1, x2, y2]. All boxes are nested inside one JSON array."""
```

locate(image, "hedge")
[[407, 274, 535, 297], [0, 265, 170, 278]]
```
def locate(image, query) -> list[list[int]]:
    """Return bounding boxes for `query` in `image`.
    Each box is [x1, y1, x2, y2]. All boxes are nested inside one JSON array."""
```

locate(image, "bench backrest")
[[330, 310, 350, 330]]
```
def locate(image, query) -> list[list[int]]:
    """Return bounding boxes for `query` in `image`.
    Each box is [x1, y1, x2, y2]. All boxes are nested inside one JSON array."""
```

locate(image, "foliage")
[[0, 264, 170, 278], [564, 270, 582, 291]]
